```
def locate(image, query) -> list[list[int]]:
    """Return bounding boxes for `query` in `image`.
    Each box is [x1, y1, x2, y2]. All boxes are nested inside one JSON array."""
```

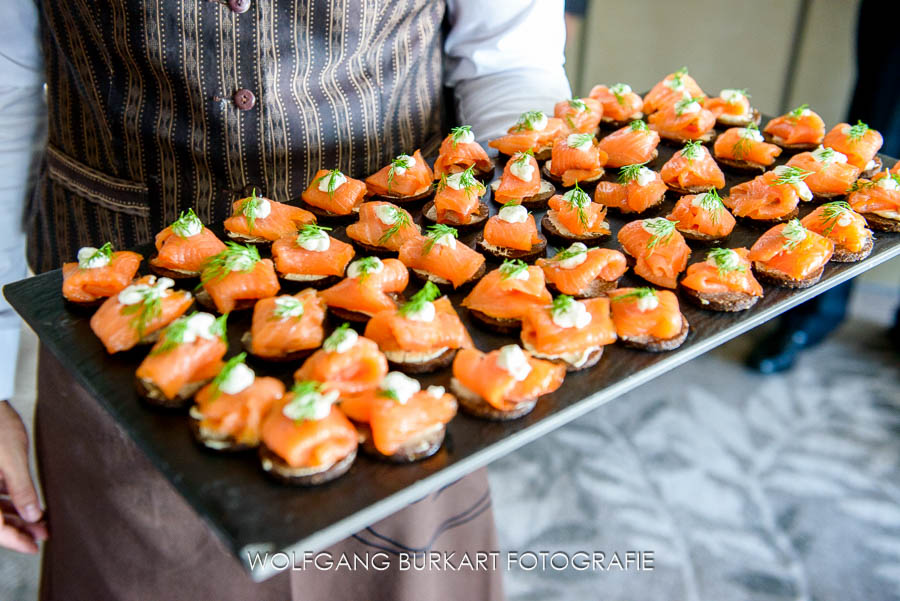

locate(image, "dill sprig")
[[296, 223, 332, 245], [171, 209, 204, 238], [680, 140, 703, 161], [611, 287, 657, 303], [120, 281, 171, 338], [240, 189, 264, 233], [562, 182, 591, 228], [201, 242, 260, 285], [513, 149, 534, 167], [450, 125, 472, 147], [770, 166, 812, 187], [378, 388, 401, 402], [787, 103, 809, 121], [731, 123, 760, 161], [323, 323, 355, 353], [152, 313, 227, 356], [423, 224, 458, 255], [819, 201, 853, 236], [441, 165, 482, 198], [568, 98, 589, 112], [376, 206, 411, 245], [618, 162, 648, 184], [273, 295, 305, 319], [629, 119, 649, 132], [499, 259, 529, 280], [848, 179, 875, 193], [568, 133, 595, 150], [675, 96, 702, 116], [642, 218, 677, 249], [314, 169, 345, 199], [387, 154, 415, 192], [610, 83, 630, 105], [350, 256, 382, 281], [553, 242, 588, 262], [848, 120, 869, 141], [670, 67, 688, 88], [814, 146, 837, 163], [210, 352, 249, 399], [398, 281, 440, 318], [551, 294, 576, 316], [78, 242, 114, 270], [513, 110, 546, 132], [707, 247, 745, 275], [780, 219, 808, 251], [284, 381, 333, 423], [695, 189, 724, 224]]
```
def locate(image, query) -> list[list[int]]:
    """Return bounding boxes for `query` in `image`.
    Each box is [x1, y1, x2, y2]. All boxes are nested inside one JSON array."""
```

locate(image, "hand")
[[0, 401, 47, 553]]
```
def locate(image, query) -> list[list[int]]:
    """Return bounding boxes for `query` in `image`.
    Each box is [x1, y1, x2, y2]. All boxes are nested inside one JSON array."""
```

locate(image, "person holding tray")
[[0, 1, 570, 600]]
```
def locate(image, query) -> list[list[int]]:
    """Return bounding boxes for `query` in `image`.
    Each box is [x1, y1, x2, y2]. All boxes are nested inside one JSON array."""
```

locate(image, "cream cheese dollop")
[[347, 257, 384, 279], [426, 385, 445, 399], [636, 294, 659, 313], [557, 242, 588, 269], [567, 134, 593, 152], [498, 204, 528, 224], [517, 111, 548, 132], [324, 327, 358, 354], [117, 276, 174, 306], [635, 167, 657, 187], [679, 100, 701, 115], [283, 388, 339, 421], [876, 176, 899, 191], [433, 233, 456, 250], [552, 300, 592, 329], [318, 171, 347, 193], [253, 198, 271, 219], [183, 313, 218, 343], [393, 154, 415, 176], [497, 345, 532, 381], [811, 145, 847, 165], [719, 89, 745, 104], [737, 127, 764, 142], [297, 229, 330, 252], [379, 371, 421, 404], [510, 158, 534, 182], [77, 247, 111, 269], [562, 188, 590, 207], [274, 295, 305, 318], [773, 165, 813, 201], [374, 204, 401, 225], [405, 301, 435, 323], [446, 171, 469, 190], [218, 362, 255, 395]]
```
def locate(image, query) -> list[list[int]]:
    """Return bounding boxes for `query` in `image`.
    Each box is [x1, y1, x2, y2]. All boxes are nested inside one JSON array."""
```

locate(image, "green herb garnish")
[[209, 353, 249, 399], [568, 98, 589, 112], [680, 140, 703, 161], [551, 294, 576, 316], [848, 120, 869, 141], [240, 189, 264, 233], [695, 189, 724, 223], [296, 223, 332, 245], [499, 259, 529, 280], [273, 295, 305, 319], [513, 149, 534, 168], [611, 287, 657, 303], [787, 104, 809, 121], [731, 123, 760, 161], [780, 219, 808, 251], [323, 323, 355, 353], [350, 256, 383, 281], [568, 133, 595, 150], [398, 281, 441, 318], [814, 147, 837, 163], [376, 206, 412, 245], [642, 218, 677, 249], [706, 247, 746, 275], [669, 67, 688, 89], [675, 96, 702, 116], [553, 243, 588, 262], [151, 313, 227, 356], [770, 166, 811, 187], [450, 125, 473, 147], [171, 209, 204, 238], [284, 381, 334, 423], [819, 201, 853, 236], [513, 110, 546, 132], [610, 83, 630, 105], [378, 388, 400, 401], [120, 280, 172, 338], [387, 154, 415, 192], [201, 242, 260, 285], [78, 242, 113, 269], [629, 119, 649, 132], [618, 162, 649, 184], [423, 224, 458, 255], [314, 169, 345, 199], [561, 182, 591, 228]]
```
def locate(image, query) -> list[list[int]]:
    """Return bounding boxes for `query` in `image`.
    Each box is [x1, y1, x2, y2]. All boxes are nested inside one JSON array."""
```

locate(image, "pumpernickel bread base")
[[618, 315, 690, 352], [490, 179, 556, 210], [752, 261, 825, 289], [540, 213, 610, 247], [260, 444, 356, 485], [356, 422, 447, 463], [678, 283, 760, 312], [475, 233, 547, 263], [451, 378, 537, 421]]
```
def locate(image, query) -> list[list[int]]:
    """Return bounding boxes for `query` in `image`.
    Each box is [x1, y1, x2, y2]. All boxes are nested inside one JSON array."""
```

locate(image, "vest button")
[[233, 89, 256, 111], [228, 0, 251, 13]]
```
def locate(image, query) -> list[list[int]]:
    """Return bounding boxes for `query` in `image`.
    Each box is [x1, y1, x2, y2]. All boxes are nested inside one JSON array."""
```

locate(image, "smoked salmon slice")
[[62, 243, 143, 304], [365, 150, 435, 199], [617, 218, 691, 289], [494, 151, 543, 204], [680, 248, 763, 297], [596, 120, 660, 168], [345, 201, 421, 252], [271, 225, 355, 280], [294, 324, 389, 396], [642, 67, 706, 114], [150, 209, 227, 276], [554, 97, 604, 133], [520, 296, 617, 365], [648, 97, 716, 142], [762, 104, 826, 148], [703, 89, 757, 126], [461, 261, 552, 322], [748, 220, 834, 282], [659, 140, 726, 192], [608, 287, 685, 341], [136, 312, 229, 401], [90, 275, 193, 354], [536, 244, 628, 297], [483, 204, 543, 251], [301, 169, 367, 216], [488, 110, 566, 157], [319, 257, 409, 317], [398, 225, 485, 289], [546, 188, 610, 236], [800, 202, 872, 257], [847, 170, 900, 227], [547, 133, 608, 187], [723, 167, 812, 222], [433, 126, 493, 178], [594, 164, 667, 214], [589, 83, 644, 124], [246, 289, 327, 359], [785, 147, 861, 198], [200, 243, 280, 313], [823, 121, 884, 172], [433, 167, 487, 225], [223, 191, 315, 242], [666, 189, 736, 241], [713, 125, 782, 167]]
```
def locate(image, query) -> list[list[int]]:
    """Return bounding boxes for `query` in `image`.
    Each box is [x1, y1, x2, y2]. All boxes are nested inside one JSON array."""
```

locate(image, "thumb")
[[3, 453, 42, 523]]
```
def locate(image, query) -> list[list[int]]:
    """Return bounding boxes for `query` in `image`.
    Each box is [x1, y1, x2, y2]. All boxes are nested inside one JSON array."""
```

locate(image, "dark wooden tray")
[[5, 122, 898, 581]]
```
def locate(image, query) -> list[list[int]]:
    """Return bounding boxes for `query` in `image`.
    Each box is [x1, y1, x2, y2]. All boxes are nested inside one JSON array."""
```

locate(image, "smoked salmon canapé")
[[643, 67, 706, 113], [748, 219, 834, 288], [433, 126, 494, 180], [319, 257, 409, 322], [259, 381, 358, 485], [198, 243, 281, 313], [344, 201, 421, 256], [365, 150, 435, 203], [554, 97, 604, 134], [678, 247, 763, 312], [62, 243, 143, 306], [659, 140, 726, 194], [423, 166, 490, 228], [847, 170, 900, 232], [799, 201, 873, 262], [722, 166, 814, 224], [617, 218, 691, 289], [596, 119, 661, 168], [589, 83, 644, 128], [149, 209, 227, 279], [451, 345, 565, 420], [785, 146, 862, 200], [762, 104, 826, 151], [398, 224, 486, 289], [364, 282, 473, 373], [822, 121, 884, 177], [536, 243, 628, 298], [341, 372, 457, 462], [294, 323, 389, 397], [223, 190, 316, 244], [299, 169, 368, 220], [490, 150, 556, 209], [488, 110, 566, 161], [189, 353, 286, 451], [543, 132, 608, 187], [271, 224, 355, 288], [476, 202, 547, 262], [713, 125, 782, 173], [648, 96, 717, 144], [461, 260, 553, 333], [666, 189, 736, 242], [703, 88, 760, 128], [135, 312, 229, 407], [541, 186, 611, 246], [242, 289, 328, 361], [608, 287, 689, 351], [520, 295, 617, 371], [90, 276, 193, 354], [593, 163, 668, 215]]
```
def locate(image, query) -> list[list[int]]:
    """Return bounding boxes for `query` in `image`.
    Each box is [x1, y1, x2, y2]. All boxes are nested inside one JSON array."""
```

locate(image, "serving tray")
[[5, 120, 898, 581]]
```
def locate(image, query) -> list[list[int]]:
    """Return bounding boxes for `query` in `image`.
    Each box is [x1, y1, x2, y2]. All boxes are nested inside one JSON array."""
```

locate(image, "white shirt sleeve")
[[444, 0, 572, 144]]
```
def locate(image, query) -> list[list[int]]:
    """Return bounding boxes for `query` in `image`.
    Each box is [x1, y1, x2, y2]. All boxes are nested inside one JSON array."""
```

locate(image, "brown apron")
[[35, 348, 504, 600]]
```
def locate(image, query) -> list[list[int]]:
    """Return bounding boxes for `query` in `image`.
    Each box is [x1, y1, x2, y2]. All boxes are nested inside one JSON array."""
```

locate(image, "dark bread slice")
[[240, 330, 316, 362], [148, 260, 201, 280], [752, 261, 825, 289], [716, 108, 762, 128], [601, 114, 645, 129], [369, 186, 434, 205], [762, 133, 818, 153], [327, 292, 404, 323], [666, 182, 719, 196], [659, 129, 716, 146], [410, 262, 486, 293], [811, 191, 847, 202], [422, 200, 490, 229], [546, 276, 619, 299], [451, 378, 537, 421], [490, 179, 557, 210], [384, 346, 458, 374], [735, 207, 799, 227], [716, 157, 769, 174], [830, 233, 874, 262], [619, 315, 690, 352], [346, 238, 400, 259], [466, 308, 521, 334], [276, 272, 343, 290], [136, 376, 209, 410], [859, 156, 883, 180], [676, 226, 730, 244], [295, 199, 360, 224], [678, 282, 760, 312], [356, 422, 446, 463], [540, 213, 610, 247], [860, 212, 900, 233], [523, 343, 604, 372], [260, 444, 356, 485], [475, 232, 547, 263], [498, 145, 552, 162], [540, 162, 605, 186], [189, 411, 256, 452], [195, 288, 258, 313], [226, 231, 273, 245], [64, 297, 107, 311]]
